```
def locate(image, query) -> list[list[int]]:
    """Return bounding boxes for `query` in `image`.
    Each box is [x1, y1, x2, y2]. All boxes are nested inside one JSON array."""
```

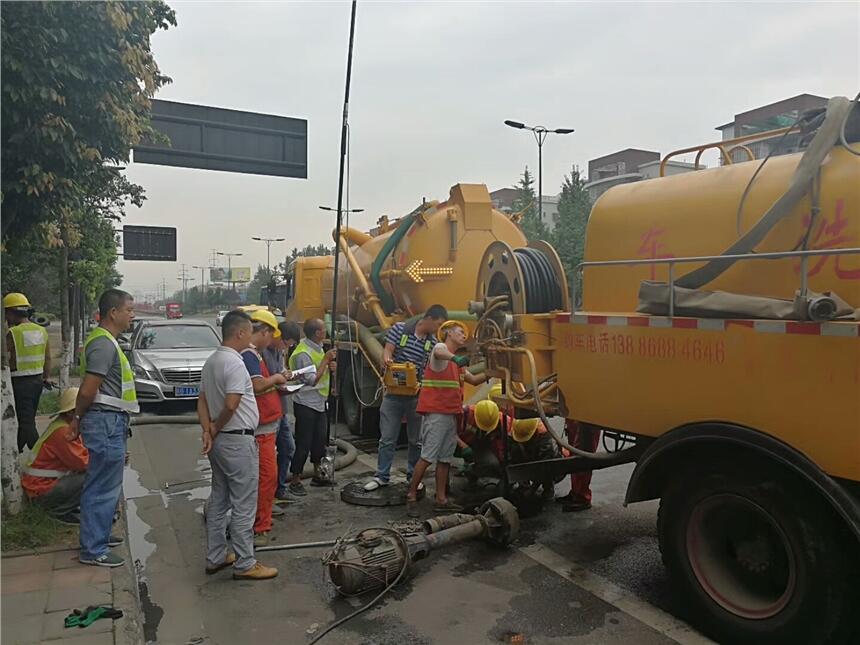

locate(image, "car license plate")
[[175, 386, 199, 397]]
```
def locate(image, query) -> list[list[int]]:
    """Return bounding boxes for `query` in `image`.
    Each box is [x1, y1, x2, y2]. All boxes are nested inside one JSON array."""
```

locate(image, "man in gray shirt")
[[71, 289, 138, 568], [198, 311, 277, 581]]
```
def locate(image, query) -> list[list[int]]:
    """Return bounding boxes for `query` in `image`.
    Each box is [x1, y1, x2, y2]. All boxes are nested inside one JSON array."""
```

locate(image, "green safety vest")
[[9, 321, 48, 377], [289, 339, 329, 398], [80, 327, 139, 413], [24, 418, 69, 478]]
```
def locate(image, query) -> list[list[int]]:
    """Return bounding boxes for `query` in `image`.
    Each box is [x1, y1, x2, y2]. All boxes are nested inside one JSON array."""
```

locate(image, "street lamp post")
[[192, 265, 207, 296], [216, 251, 243, 293], [251, 236, 286, 278], [504, 120, 574, 229]]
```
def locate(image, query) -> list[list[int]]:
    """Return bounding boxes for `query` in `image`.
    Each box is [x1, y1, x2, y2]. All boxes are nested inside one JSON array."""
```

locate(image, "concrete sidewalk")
[[1, 506, 142, 645]]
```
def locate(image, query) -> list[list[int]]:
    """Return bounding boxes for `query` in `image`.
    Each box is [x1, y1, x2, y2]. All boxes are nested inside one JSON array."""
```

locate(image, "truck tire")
[[339, 357, 361, 435], [657, 460, 852, 645]]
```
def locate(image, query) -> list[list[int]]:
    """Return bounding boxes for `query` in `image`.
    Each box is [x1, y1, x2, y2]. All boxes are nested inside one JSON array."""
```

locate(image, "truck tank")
[[288, 183, 527, 327], [582, 146, 860, 312]]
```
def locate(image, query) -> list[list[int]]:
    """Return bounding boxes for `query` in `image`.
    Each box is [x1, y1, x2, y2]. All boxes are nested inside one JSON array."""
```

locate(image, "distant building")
[[584, 149, 701, 202], [490, 187, 560, 232], [715, 93, 827, 163], [588, 149, 660, 182]]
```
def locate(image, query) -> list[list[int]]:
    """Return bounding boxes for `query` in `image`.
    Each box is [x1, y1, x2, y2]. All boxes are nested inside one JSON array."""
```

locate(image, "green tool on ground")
[[64, 605, 123, 628]]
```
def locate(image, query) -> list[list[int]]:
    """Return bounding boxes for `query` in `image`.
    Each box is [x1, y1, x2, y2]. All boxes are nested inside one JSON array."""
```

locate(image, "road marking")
[[518, 542, 715, 645]]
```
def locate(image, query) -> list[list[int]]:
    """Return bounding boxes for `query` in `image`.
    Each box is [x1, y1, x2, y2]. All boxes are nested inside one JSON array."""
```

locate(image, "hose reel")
[[475, 240, 570, 315]]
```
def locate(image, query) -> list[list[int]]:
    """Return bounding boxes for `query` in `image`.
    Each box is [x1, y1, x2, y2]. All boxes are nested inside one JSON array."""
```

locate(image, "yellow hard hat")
[[512, 418, 540, 443], [438, 320, 468, 341], [474, 399, 500, 432], [3, 292, 31, 310], [488, 382, 502, 400], [250, 310, 281, 338], [56, 388, 79, 415]]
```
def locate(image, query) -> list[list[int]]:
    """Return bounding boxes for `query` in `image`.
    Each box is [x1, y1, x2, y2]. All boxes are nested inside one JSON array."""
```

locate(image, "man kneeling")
[[22, 388, 88, 524]]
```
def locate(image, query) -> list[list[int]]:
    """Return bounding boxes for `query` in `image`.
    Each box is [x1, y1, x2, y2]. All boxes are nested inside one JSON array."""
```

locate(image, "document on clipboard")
[[277, 364, 316, 393]]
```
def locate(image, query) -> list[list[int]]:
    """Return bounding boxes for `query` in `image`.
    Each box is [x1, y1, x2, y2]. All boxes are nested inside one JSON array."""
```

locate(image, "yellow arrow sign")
[[405, 260, 454, 283]]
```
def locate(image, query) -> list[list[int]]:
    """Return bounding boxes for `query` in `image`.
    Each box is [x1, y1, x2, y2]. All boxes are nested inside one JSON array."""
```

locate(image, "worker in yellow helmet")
[[4, 292, 51, 450]]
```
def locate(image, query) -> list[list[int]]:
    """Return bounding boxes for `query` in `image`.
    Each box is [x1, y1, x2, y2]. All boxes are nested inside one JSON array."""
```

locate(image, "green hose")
[[369, 213, 415, 313]]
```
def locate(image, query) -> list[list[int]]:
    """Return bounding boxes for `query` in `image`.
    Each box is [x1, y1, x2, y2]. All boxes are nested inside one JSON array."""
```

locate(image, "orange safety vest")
[[243, 347, 282, 425], [416, 358, 464, 415]]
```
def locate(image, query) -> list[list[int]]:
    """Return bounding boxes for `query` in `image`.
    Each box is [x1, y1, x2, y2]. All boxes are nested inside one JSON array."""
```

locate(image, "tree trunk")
[[59, 236, 72, 389], [1, 321, 23, 514], [72, 283, 81, 365]]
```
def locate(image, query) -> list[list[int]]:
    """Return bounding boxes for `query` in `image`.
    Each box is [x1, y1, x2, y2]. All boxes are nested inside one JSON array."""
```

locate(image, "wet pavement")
[[125, 417, 714, 645]]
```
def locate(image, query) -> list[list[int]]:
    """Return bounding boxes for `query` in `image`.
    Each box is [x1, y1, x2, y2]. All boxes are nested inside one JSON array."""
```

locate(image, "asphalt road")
[[124, 416, 714, 645]]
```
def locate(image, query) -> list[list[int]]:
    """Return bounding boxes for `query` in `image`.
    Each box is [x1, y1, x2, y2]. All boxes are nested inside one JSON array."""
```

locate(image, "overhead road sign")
[[134, 99, 307, 179], [122, 225, 177, 261]]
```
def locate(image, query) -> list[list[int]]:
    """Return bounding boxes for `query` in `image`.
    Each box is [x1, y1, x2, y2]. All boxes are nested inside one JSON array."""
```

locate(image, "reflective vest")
[[242, 346, 282, 425], [416, 357, 464, 415], [10, 321, 48, 377], [289, 339, 329, 398], [80, 327, 140, 413], [23, 418, 69, 478]]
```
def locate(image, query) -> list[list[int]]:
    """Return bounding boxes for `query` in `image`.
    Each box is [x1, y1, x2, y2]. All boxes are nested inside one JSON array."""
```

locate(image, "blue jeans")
[[375, 394, 422, 483], [275, 416, 295, 494], [79, 409, 129, 559]]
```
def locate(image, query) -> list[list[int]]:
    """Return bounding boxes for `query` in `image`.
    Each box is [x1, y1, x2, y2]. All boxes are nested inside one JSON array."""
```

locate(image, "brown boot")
[[233, 562, 278, 581], [205, 551, 236, 575]]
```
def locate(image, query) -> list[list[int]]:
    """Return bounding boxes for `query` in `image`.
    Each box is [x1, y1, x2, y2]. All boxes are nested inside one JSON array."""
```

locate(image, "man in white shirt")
[[198, 310, 277, 581]]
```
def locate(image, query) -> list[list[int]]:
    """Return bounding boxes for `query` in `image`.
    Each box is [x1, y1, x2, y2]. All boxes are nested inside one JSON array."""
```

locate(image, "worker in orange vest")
[[21, 388, 88, 523], [406, 321, 486, 517]]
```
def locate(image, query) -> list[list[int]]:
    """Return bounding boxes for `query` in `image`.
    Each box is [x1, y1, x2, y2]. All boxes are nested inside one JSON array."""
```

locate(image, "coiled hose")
[[514, 247, 563, 313]]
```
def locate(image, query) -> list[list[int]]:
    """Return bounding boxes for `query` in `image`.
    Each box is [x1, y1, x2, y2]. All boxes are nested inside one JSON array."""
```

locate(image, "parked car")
[[126, 319, 220, 405], [215, 310, 230, 326]]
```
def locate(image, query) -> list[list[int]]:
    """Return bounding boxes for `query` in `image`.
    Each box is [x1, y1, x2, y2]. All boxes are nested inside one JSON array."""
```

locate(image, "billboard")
[[210, 267, 252, 284], [134, 100, 308, 179], [122, 225, 177, 261]]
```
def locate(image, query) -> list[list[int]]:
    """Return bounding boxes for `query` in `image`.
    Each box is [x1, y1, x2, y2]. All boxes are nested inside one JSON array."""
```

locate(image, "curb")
[[112, 496, 144, 645]]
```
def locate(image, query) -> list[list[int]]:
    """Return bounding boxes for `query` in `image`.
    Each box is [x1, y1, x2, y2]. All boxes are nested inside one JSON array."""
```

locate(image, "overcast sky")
[[118, 0, 860, 300]]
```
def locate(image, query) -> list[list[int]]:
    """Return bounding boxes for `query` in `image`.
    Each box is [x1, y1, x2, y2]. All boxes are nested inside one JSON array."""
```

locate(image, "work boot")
[[275, 488, 294, 502], [107, 534, 124, 547], [232, 562, 278, 581], [205, 552, 237, 575], [271, 505, 285, 517], [254, 532, 272, 548]]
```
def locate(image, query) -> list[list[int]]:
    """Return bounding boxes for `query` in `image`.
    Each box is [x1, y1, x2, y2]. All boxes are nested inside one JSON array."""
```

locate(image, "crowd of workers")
[[4, 288, 598, 579]]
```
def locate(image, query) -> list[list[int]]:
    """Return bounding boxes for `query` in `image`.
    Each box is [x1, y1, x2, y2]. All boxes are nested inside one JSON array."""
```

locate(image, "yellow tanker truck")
[[469, 96, 859, 644], [284, 183, 527, 432]]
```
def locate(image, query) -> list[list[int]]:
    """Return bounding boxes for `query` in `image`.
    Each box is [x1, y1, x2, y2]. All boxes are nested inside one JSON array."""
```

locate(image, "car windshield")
[[136, 325, 220, 350]]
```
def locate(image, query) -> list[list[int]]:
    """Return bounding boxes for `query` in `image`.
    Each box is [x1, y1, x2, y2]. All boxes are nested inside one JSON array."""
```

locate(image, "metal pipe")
[[424, 519, 487, 549], [341, 227, 373, 246], [335, 234, 391, 328], [422, 514, 475, 534], [668, 262, 675, 317], [257, 538, 350, 552], [800, 255, 809, 297], [576, 247, 860, 271]]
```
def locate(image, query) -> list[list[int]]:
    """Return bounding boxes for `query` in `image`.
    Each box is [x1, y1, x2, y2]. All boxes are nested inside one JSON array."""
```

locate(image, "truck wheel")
[[657, 461, 851, 644]]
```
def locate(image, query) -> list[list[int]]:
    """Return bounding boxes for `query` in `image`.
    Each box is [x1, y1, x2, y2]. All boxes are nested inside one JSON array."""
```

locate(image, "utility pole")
[[177, 264, 194, 305]]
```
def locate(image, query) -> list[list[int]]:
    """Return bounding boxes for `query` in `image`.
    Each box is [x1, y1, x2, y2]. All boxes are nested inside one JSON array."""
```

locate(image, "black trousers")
[[291, 402, 327, 475], [13, 374, 42, 451]]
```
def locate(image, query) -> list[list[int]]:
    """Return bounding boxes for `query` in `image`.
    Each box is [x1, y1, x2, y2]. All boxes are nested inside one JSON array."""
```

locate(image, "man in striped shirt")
[[364, 304, 448, 491]]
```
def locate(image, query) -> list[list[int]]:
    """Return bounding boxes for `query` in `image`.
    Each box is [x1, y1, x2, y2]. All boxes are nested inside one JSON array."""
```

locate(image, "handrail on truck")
[[573, 247, 860, 317]]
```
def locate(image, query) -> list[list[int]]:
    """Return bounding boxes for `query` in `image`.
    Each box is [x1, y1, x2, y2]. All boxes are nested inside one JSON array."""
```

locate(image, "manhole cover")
[[340, 480, 424, 506]]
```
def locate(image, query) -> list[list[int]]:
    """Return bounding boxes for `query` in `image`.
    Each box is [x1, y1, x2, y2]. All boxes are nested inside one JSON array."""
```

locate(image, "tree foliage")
[[512, 167, 549, 242], [1, 0, 176, 239], [551, 166, 592, 301]]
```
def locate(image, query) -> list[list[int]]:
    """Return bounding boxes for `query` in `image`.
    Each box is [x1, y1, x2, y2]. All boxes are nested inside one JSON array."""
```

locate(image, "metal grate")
[[161, 369, 202, 384]]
